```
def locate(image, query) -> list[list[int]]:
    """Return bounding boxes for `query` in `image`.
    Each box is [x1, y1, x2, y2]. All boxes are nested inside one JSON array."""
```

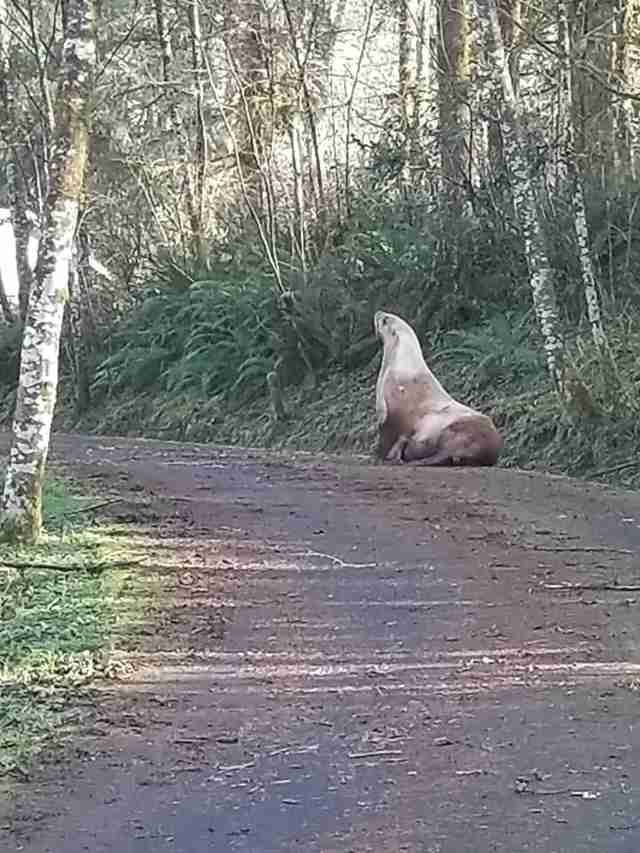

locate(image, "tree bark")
[[621, 0, 640, 179], [558, 0, 606, 351], [0, 0, 19, 322], [66, 233, 93, 414], [398, 0, 432, 192], [438, 0, 474, 199], [415, 0, 436, 124], [287, 112, 307, 278], [480, 0, 564, 388], [486, 0, 524, 184], [611, 1, 625, 175], [153, 0, 202, 258], [0, 208, 20, 322], [0, 0, 96, 544], [399, 0, 416, 152], [280, 0, 327, 214], [223, 0, 269, 213], [188, 0, 207, 261]]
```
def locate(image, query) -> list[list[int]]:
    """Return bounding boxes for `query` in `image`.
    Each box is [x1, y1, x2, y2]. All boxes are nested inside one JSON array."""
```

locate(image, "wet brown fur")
[[402, 415, 502, 467]]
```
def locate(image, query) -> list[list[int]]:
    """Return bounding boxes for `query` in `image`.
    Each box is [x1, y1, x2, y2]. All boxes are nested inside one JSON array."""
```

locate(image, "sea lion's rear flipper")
[[401, 439, 452, 466], [376, 420, 407, 462]]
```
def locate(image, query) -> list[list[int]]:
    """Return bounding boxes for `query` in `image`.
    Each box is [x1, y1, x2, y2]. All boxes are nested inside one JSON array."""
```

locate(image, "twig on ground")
[[161, 459, 226, 467], [455, 769, 492, 776], [173, 736, 211, 745], [0, 559, 141, 574], [518, 787, 599, 797], [59, 498, 124, 516], [300, 549, 377, 569], [542, 581, 640, 593], [610, 821, 640, 832], [56, 495, 192, 520], [136, 495, 210, 502], [515, 778, 600, 798], [218, 760, 256, 772], [348, 749, 404, 760], [525, 545, 632, 555]]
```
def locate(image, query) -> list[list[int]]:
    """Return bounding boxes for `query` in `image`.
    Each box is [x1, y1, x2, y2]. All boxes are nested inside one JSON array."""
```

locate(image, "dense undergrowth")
[[2, 188, 640, 489], [65, 302, 640, 489], [65, 188, 640, 489]]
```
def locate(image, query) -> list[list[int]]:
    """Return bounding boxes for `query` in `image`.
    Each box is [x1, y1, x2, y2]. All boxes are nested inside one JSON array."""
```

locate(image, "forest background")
[[1, 0, 640, 493]]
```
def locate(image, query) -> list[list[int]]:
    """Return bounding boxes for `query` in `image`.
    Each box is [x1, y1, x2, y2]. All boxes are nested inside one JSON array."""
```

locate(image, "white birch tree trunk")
[[609, 0, 640, 177], [480, 0, 564, 389], [422, 0, 441, 194], [0, 210, 41, 323], [287, 113, 307, 278], [0, 209, 21, 322], [610, 1, 625, 175], [466, 0, 487, 191], [0, 0, 96, 544], [189, 0, 207, 260], [398, 0, 414, 191], [557, 0, 606, 351], [622, 0, 640, 179], [0, 0, 19, 323]]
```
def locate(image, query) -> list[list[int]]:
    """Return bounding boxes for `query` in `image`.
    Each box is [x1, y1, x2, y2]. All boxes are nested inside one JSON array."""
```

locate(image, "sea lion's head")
[[374, 311, 430, 377], [374, 311, 415, 344], [374, 310, 398, 338]]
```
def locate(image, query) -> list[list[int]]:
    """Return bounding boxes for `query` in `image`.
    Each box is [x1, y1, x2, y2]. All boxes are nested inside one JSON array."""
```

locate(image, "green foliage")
[[1, 548, 116, 685], [316, 200, 527, 347], [4, 173, 640, 493], [546, 180, 640, 321], [431, 311, 543, 394], [91, 267, 284, 402], [87, 198, 533, 415], [59, 177, 640, 491], [0, 477, 155, 777], [75, 307, 640, 490]]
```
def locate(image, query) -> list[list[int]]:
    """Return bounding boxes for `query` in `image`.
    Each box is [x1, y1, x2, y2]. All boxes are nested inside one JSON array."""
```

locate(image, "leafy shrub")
[[91, 268, 282, 402], [430, 310, 543, 396]]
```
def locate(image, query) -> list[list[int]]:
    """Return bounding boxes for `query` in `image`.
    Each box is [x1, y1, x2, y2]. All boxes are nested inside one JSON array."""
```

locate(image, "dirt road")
[[3, 432, 640, 852]]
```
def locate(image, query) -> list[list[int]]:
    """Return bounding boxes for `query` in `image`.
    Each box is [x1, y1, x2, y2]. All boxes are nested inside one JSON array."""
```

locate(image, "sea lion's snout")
[[374, 311, 388, 335]]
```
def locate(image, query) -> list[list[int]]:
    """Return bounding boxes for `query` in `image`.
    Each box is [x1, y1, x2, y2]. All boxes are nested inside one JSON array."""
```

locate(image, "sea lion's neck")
[[391, 341, 451, 401]]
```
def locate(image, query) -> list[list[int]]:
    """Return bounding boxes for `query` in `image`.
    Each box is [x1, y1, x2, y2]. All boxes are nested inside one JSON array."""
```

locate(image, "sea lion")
[[374, 310, 502, 466]]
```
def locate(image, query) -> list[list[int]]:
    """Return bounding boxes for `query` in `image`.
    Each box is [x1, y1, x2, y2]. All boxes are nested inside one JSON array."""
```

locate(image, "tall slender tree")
[[620, 0, 640, 178], [188, 0, 207, 260], [0, 0, 21, 323], [480, 0, 564, 388], [438, 0, 474, 199], [557, 0, 606, 351], [0, 0, 97, 544]]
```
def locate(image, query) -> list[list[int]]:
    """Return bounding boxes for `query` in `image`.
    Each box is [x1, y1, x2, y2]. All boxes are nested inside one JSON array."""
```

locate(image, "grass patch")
[[0, 476, 156, 778]]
